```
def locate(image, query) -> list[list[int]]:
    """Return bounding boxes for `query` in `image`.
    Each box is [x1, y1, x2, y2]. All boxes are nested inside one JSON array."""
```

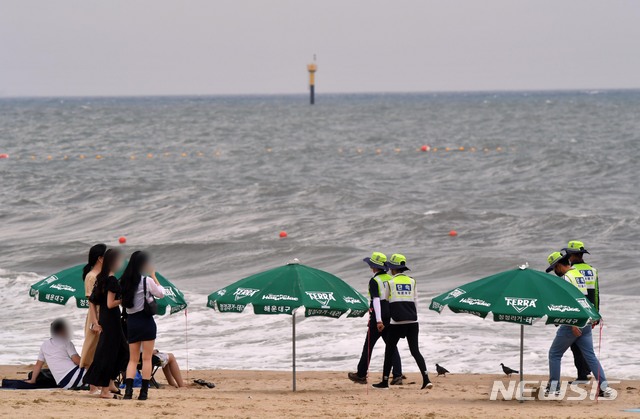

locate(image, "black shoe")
[[421, 373, 433, 390], [138, 379, 149, 400], [390, 376, 404, 385], [568, 377, 590, 385], [599, 387, 614, 398], [372, 381, 389, 390], [348, 372, 367, 384], [123, 378, 133, 400]]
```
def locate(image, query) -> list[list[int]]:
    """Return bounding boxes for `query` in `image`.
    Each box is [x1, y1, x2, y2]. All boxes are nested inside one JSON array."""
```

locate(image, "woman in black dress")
[[83, 249, 129, 399]]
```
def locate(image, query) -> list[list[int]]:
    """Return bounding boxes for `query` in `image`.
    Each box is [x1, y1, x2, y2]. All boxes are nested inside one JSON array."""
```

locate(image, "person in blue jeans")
[[546, 252, 613, 397]]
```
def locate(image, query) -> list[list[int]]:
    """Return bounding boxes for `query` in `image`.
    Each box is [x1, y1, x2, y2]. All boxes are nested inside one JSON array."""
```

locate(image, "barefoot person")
[[348, 252, 403, 385], [83, 249, 129, 399], [120, 251, 165, 400], [372, 254, 432, 390], [155, 350, 186, 388], [545, 251, 613, 397], [80, 244, 107, 395]]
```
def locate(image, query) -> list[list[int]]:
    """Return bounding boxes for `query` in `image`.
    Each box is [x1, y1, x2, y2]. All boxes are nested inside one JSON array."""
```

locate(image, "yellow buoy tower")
[[307, 55, 317, 105]]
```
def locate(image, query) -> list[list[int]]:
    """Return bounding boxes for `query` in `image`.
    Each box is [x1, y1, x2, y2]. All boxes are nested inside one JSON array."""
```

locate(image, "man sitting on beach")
[[25, 319, 87, 390]]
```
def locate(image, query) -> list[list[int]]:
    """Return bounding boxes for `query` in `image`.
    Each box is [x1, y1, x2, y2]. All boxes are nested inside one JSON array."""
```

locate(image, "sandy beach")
[[1, 366, 639, 418]]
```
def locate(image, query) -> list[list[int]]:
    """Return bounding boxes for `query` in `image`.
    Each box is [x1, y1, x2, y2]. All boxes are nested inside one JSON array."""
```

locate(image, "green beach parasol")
[[29, 264, 187, 315], [206, 260, 369, 390], [429, 265, 601, 401]]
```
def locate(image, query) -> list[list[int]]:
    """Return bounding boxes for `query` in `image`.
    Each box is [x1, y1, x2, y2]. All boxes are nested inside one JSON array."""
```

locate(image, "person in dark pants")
[[348, 252, 403, 385], [372, 254, 432, 390], [564, 240, 600, 384]]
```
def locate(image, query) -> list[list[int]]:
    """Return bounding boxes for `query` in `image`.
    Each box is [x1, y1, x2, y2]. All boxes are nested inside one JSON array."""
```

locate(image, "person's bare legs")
[[141, 340, 155, 379], [162, 365, 178, 387], [99, 385, 111, 399], [126, 342, 142, 379], [108, 380, 118, 393], [166, 353, 185, 387]]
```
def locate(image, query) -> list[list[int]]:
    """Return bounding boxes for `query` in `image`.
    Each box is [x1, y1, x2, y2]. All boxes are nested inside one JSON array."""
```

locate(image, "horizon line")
[[2, 86, 640, 101]]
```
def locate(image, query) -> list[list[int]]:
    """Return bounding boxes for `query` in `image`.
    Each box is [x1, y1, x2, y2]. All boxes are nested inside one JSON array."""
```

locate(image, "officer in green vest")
[[545, 251, 612, 397], [348, 252, 404, 385], [372, 254, 432, 390], [563, 240, 600, 383]]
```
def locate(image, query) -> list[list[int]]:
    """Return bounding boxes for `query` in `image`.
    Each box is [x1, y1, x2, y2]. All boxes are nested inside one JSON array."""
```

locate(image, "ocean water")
[[1, 91, 639, 379]]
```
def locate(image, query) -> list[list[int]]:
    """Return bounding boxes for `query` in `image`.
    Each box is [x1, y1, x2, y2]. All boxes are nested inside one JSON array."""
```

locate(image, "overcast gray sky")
[[1, 0, 639, 97]]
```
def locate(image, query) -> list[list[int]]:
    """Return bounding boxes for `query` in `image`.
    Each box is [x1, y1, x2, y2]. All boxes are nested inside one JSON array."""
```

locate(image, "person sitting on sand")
[[25, 319, 87, 389], [155, 349, 186, 388]]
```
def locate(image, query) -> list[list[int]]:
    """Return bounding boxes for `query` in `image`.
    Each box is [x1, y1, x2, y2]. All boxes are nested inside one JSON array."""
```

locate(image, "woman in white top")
[[119, 251, 165, 400]]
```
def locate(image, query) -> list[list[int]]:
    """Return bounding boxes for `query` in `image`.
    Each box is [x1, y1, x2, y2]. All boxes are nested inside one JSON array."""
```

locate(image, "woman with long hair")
[[79, 244, 106, 368], [79, 243, 107, 394], [120, 251, 165, 400], [83, 249, 129, 399]]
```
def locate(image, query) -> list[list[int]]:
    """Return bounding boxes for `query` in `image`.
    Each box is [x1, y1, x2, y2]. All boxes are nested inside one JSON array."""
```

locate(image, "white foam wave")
[[1, 271, 638, 379]]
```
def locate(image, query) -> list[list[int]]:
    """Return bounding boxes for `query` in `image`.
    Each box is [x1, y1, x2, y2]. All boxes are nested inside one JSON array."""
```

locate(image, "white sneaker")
[[599, 387, 615, 398]]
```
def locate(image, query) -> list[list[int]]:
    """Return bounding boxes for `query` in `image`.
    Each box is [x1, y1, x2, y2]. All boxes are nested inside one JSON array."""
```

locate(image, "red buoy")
[[279, 231, 288, 238], [118, 236, 127, 244], [420, 145, 430, 152], [0, 154, 8, 159], [449, 230, 458, 237]]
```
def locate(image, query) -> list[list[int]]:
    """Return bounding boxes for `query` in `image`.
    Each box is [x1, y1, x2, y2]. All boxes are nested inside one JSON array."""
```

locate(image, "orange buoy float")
[[118, 236, 127, 244], [279, 231, 288, 239]]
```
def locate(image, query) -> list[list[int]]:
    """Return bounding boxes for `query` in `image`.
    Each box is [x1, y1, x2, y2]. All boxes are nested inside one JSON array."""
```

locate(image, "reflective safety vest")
[[564, 268, 587, 296], [369, 272, 392, 301], [573, 262, 599, 309], [387, 274, 418, 323]]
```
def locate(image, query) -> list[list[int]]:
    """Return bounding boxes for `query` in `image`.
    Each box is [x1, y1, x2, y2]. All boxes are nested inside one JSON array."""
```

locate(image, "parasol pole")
[[292, 310, 297, 392], [519, 324, 524, 403]]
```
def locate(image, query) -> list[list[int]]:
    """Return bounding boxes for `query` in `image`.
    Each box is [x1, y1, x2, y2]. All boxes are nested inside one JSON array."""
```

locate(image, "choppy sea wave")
[[1, 91, 639, 378]]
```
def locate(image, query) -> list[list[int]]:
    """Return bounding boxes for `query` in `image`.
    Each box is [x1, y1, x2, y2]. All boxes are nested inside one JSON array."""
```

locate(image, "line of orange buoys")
[[1, 146, 513, 161]]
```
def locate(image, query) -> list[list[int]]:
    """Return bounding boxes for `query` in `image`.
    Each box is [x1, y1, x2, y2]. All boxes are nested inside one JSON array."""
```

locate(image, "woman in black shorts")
[[120, 251, 165, 400]]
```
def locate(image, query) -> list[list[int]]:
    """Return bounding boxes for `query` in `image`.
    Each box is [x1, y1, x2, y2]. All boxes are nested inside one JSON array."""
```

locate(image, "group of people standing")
[[78, 244, 166, 400], [348, 252, 433, 390], [545, 240, 612, 397], [348, 241, 612, 398]]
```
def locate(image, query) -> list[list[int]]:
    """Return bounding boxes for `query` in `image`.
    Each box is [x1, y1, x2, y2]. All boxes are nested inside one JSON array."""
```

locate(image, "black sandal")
[[194, 379, 215, 389]]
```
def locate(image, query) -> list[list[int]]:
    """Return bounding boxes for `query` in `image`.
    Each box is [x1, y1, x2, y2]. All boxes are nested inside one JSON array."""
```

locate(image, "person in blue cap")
[[372, 254, 432, 390], [348, 252, 403, 385]]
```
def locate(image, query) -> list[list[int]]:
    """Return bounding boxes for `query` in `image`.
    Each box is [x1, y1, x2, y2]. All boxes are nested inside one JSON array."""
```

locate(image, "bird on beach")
[[435, 364, 450, 377], [500, 363, 519, 376]]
